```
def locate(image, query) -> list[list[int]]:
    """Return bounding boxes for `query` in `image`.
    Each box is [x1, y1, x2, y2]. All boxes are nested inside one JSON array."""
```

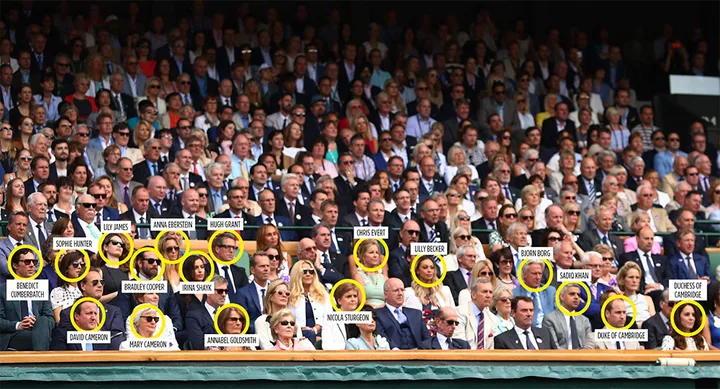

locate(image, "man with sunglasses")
[[477, 81, 521, 140], [654, 132, 687, 178], [388, 220, 420, 288], [51, 268, 125, 350], [186, 275, 229, 349], [51, 53, 75, 98], [577, 251, 611, 328], [87, 183, 119, 223], [70, 194, 101, 240], [430, 306, 470, 350], [109, 122, 142, 163], [0, 247, 54, 351]]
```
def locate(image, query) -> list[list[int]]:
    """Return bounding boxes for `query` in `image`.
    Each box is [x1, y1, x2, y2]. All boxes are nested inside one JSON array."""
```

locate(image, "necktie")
[[429, 228, 438, 243], [308, 176, 315, 192], [123, 186, 132, 210], [705, 177, 710, 192], [87, 222, 101, 239], [394, 308, 407, 324], [155, 202, 162, 215], [282, 117, 287, 129], [427, 181, 434, 196], [95, 211, 102, 224], [107, 62, 113, 74], [393, 183, 399, 192], [569, 316, 581, 349], [168, 190, 175, 203], [27, 301, 34, 317], [532, 292, 544, 327], [601, 235, 609, 245], [222, 266, 235, 294], [115, 94, 123, 114], [330, 230, 339, 253], [590, 283, 597, 299], [323, 253, 331, 267], [266, 216, 274, 225], [686, 256, 698, 279], [37, 224, 46, 247], [47, 209, 55, 222], [182, 176, 189, 190], [193, 161, 200, 175], [525, 331, 536, 350], [184, 94, 190, 105], [288, 201, 295, 221], [466, 270, 472, 286], [152, 163, 158, 176], [139, 217, 150, 239], [588, 180, 596, 203], [503, 186, 512, 201], [616, 341, 622, 350], [477, 311, 485, 349], [446, 338, 452, 349], [37, 53, 43, 68], [214, 193, 222, 213], [410, 206, 415, 214], [260, 288, 266, 304], [86, 343, 93, 351], [645, 253, 659, 282], [241, 161, 249, 180], [361, 218, 368, 227]]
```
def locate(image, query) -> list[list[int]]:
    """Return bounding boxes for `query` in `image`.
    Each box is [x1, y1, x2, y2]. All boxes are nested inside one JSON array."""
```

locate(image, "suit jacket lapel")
[[384, 306, 401, 333]]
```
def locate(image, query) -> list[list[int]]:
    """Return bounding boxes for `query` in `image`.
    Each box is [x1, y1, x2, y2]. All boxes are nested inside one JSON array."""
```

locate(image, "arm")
[[702, 316, 718, 350], [542, 316, 560, 349], [184, 312, 205, 350]]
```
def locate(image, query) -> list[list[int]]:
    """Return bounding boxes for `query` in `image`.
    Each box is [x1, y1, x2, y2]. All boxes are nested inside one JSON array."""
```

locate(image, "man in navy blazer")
[[186, 276, 229, 350], [237, 253, 273, 334], [541, 102, 577, 150], [388, 220, 420, 288], [513, 259, 557, 328], [254, 188, 297, 241], [375, 278, 432, 349], [430, 307, 470, 350], [417, 156, 448, 204], [669, 230, 712, 281], [88, 184, 120, 223], [51, 268, 125, 350]]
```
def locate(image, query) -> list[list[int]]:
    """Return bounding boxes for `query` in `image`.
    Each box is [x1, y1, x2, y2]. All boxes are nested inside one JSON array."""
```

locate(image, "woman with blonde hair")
[[158, 233, 182, 292], [350, 114, 377, 153], [491, 285, 515, 334], [617, 261, 655, 327], [457, 259, 497, 307], [515, 91, 535, 130], [289, 260, 332, 345], [623, 211, 662, 254], [350, 239, 387, 308], [593, 244, 618, 286], [605, 106, 629, 152], [404, 256, 454, 334], [562, 202, 584, 234], [450, 212, 488, 261], [133, 120, 153, 152], [96, 176, 128, 214], [137, 76, 167, 116], [535, 93, 558, 127], [424, 68, 444, 107], [518, 184, 547, 229], [383, 79, 406, 114], [256, 224, 292, 280], [445, 145, 480, 186], [256, 279, 301, 350], [482, 175, 508, 206]]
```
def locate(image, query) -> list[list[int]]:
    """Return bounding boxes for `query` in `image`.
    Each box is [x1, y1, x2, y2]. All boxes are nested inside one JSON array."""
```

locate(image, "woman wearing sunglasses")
[[50, 251, 86, 323], [256, 224, 292, 281], [450, 213, 488, 261], [0, 121, 18, 175], [120, 302, 180, 351], [94, 233, 131, 304], [488, 204, 517, 252], [322, 282, 362, 350], [6, 148, 31, 183], [269, 308, 315, 351], [288, 260, 332, 345], [265, 247, 289, 283], [137, 76, 168, 117], [489, 247, 518, 291], [257, 280, 301, 350], [490, 285, 515, 335], [446, 226, 477, 272], [159, 233, 182, 292], [345, 306, 390, 350], [207, 306, 251, 351], [593, 244, 618, 288], [457, 259, 497, 307]]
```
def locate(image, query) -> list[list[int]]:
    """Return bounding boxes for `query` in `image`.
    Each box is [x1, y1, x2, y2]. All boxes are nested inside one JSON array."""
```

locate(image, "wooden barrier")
[[1, 350, 714, 364]]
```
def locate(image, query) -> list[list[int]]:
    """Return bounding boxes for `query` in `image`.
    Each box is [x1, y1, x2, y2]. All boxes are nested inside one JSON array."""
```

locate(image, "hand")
[[346, 168, 356, 184], [18, 316, 34, 330], [701, 276, 711, 284]]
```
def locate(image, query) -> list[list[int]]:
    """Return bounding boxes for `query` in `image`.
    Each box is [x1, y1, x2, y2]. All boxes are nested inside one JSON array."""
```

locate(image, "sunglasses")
[[279, 320, 296, 326], [226, 317, 245, 323], [521, 215, 534, 220], [602, 257, 613, 262], [19, 156, 33, 161], [166, 246, 180, 252], [77, 132, 90, 137], [71, 261, 86, 268], [445, 320, 460, 326], [18, 259, 39, 266], [458, 215, 471, 221], [114, 131, 131, 137], [293, 112, 306, 117], [381, 138, 392, 142], [218, 244, 238, 250], [478, 271, 493, 277], [198, 193, 208, 197], [108, 240, 125, 248], [405, 230, 420, 236], [568, 210, 581, 216], [499, 259, 513, 265], [241, 49, 252, 54], [267, 254, 281, 261], [215, 288, 229, 295], [456, 234, 471, 240], [90, 279, 105, 286], [548, 236, 561, 242], [178, 126, 191, 130], [92, 193, 107, 199], [180, 81, 191, 85], [303, 269, 316, 275], [149, 85, 161, 89], [668, 138, 680, 142], [273, 290, 291, 296], [141, 316, 160, 323], [499, 297, 511, 303], [504, 213, 517, 218], [57, 63, 70, 68], [80, 203, 97, 208]]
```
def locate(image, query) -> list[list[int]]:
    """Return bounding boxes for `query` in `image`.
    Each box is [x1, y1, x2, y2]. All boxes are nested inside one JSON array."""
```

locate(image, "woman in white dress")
[[617, 262, 654, 327], [49, 251, 85, 323], [255, 279, 302, 350], [322, 282, 361, 350]]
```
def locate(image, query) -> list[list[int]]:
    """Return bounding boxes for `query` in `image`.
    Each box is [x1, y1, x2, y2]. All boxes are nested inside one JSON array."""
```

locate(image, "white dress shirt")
[[514, 325, 538, 350]]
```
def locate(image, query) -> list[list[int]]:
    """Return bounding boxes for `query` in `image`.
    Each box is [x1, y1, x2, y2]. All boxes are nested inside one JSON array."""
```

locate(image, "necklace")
[[499, 276, 514, 285]]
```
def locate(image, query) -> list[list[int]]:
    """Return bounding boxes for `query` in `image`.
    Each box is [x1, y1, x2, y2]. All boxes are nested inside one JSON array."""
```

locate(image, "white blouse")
[[50, 285, 82, 310]]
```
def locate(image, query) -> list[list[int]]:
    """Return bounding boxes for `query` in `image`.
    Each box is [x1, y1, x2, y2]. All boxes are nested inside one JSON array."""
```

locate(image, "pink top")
[[270, 338, 316, 351], [623, 236, 662, 255]]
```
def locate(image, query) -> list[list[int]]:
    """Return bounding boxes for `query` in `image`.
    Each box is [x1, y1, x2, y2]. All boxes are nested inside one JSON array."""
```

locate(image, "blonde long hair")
[[410, 256, 447, 307], [288, 259, 328, 306]]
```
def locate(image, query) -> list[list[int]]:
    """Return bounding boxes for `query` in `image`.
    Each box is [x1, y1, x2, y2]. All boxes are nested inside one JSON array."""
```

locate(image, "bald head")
[[297, 238, 317, 261]]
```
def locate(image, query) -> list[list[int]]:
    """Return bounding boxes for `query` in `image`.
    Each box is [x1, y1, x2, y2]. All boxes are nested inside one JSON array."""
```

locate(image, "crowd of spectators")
[[0, 1, 719, 353]]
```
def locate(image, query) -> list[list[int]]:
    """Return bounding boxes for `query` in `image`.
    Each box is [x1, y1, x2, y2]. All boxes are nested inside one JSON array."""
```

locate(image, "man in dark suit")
[[0, 247, 55, 350], [441, 98, 476, 152], [375, 278, 432, 350], [418, 198, 450, 243], [299, 155, 321, 205], [0, 65, 18, 115], [167, 37, 192, 79], [494, 296, 557, 350], [385, 189, 417, 230], [611, 87, 639, 128], [340, 186, 371, 227], [215, 187, 257, 242], [417, 156, 447, 204], [132, 139, 165, 187], [88, 183, 120, 223], [119, 187, 156, 240], [430, 306, 470, 350], [471, 197, 499, 244], [190, 57, 220, 109], [541, 102, 577, 150], [389, 220, 419, 288], [333, 153, 366, 213], [71, 194, 103, 240], [642, 290, 672, 350], [668, 229, 712, 281], [253, 188, 296, 242], [663, 209, 708, 259], [445, 245, 478, 304], [250, 30, 274, 67], [186, 276, 228, 349], [51, 268, 125, 350], [477, 81, 521, 141], [312, 224, 351, 280], [145, 176, 173, 219], [337, 43, 358, 91], [24, 156, 50, 196], [215, 28, 241, 79], [236, 252, 273, 334], [577, 205, 625, 262], [576, 156, 602, 201], [275, 173, 313, 228], [109, 72, 138, 119], [617, 227, 672, 299], [29, 32, 53, 74], [12, 51, 41, 93], [166, 188, 209, 240]]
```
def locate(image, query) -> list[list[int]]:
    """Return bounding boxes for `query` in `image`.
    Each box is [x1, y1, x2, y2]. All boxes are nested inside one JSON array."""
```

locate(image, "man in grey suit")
[[0, 212, 31, 281], [205, 162, 228, 215], [0, 247, 55, 351], [477, 81, 521, 141], [113, 158, 143, 210], [265, 92, 293, 131], [71, 125, 104, 174], [542, 284, 592, 349], [24, 193, 54, 249], [122, 54, 147, 99], [577, 205, 625, 262]]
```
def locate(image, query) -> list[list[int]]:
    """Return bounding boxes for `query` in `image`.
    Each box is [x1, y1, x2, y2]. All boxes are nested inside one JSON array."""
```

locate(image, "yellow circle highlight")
[[128, 247, 165, 282], [154, 230, 191, 265], [410, 254, 448, 288], [98, 232, 135, 266], [7, 244, 43, 281], [129, 303, 166, 339], [329, 279, 367, 312], [69, 297, 106, 332], [352, 238, 390, 273], [213, 303, 250, 335], [207, 230, 245, 266], [600, 294, 637, 330], [517, 258, 554, 293], [179, 251, 216, 283], [555, 282, 592, 317], [55, 250, 91, 283], [670, 300, 707, 338]]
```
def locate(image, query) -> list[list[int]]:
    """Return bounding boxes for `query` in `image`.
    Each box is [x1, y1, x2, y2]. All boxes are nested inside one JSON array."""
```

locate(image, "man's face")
[[117, 159, 134, 182], [313, 226, 331, 251], [679, 233, 696, 254], [13, 252, 37, 278], [280, 96, 292, 113], [523, 263, 543, 288], [145, 141, 161, 162], [354, 192, 370, 214], [129, 188, 149, 214], [368, 202, 385, 224], [387, 158, 404, 178], [482, 200, 498, 221], [207, 281, 228, 307], [471, 281, 493, 309], [580, 159, 597, 180], [616, 91, 629, 107], [419, 158, 436, 180], [421, 200, 440, 226], [685, 167, 699, 186], [667, 134, 680, 151], [33, 159, 50, 180], [89, 185, 106, 210], [637, 227, 655, 252], [208, 167, 224, 189], [251, 164, 268, 185], [321, 205, 338, 226], [556, 104, 569, 121], [605, 299, 626, 328], [685, 194, 702, 213], [677, 211, 695, 230], [435, 310, 458, 338], [384, 279, 405, 307], [488, 115, 503, 133], [18, 52, 31, 70], [28, 193, 48, 221], [584, 255, 604, 281], [596, 210, 613, 232], [495, 164, 511, 185], [555, 243, 575, 269], [182, 190, 200, 214], [112, 127, 131, 146], [512, 300, 535, 329], [283, 177, 300, 200], [560, 286, 581, 311], [546, 207, 564, 228], [74, 302, 100, 331], [251, 255, 272, 283], [178, 77, 191, 93], [42, 184, 57, 205], [8, 215, 28, 240], [258, 190, 276, 215]]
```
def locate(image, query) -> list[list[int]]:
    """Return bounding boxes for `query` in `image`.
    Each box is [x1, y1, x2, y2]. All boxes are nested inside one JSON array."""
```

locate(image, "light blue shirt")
[[653, 149, 688, 177], [229, 154, 256, 180], [370, 69, 391, 89]]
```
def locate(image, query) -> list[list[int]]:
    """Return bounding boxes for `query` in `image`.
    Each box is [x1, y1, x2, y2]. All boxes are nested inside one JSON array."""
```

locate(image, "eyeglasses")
[[568, 210, 581, 216], [0, 127, 12, 132], [141, 316, 161, 323], [90, 279, 105, 286], [447, 193, 461, 198], [71, 261, 86, 268], [293, 112, 306, 117], [57, 62, 70, 68], [499, 259, 513, 265], [144, 110, 158, 115], [108, 240, 125, 248], [218, 244, 238, 250], [445, 320, 460, 326], [279, 320, 296, 326], [517, 99, 526, 103], [458, 215, 471, 221], [241, 49, 253, 54], [303, 269, 316, 275], [602, 257, 613, 262], [494, 90, 506, 95], [405, 230, 420, 236], [499, 297, 511, 303], [502, 136, 511, 140], [521, 215, 534, 220], [17, 259, 39, 266], [180, 81, 191, 85], [178, 126, 191, 130], [273, 290, 291, 297], [198, 193, 208, 197], [547, 236, 561, 242], [92, 193, 107, 199], [653, 137, 665, 141], [144, 258, 161, 265], [478, 271, 493, 277], [416, 87, 428, 91], [668, 138, 680, 142], [226, 317, 244, 323], [267, 254, 281, 261], [215, 288, 229, 295], [381, 138, 392, 142], [504, 213, 517, 219], [77, 132, 90, 137], [456, 234, 471, 240], [686, 173, 698, 177], [19, 156, 33, 161], [149, 85, 161, 89], [79, 202, 97, 208], [166, 246, 180, 252]]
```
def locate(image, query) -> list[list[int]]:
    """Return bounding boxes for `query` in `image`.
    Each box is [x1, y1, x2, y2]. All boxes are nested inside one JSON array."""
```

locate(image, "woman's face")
[[357, 315, 376, 333], [385, 82, 399, 97], [62, 222, 75, 237], [104, 235, 125, 257], [136, 124, 151, 141], [337, 289, 359, 311], [137, 311, 159, 337], [498, 256, 513, 275], [197, 189, 208, 206], [290, 124, 302, 140], [623, 268, 641, 292], [266, 248, 280, 273], [355, 118, 368, 134], [99, 179, 113, 196], [476, 42, 486, 58], [518, 142, 529, 156], [580, 110, 592, 125], [453, 229, 471, 248], [97, 92, 110, 107], [205, 99, 218, 113], [679, 305, 696, 331], [224, 311, 244, 335], [500, 208, 517, 227], [322, 122, 337, 139], [417, 258, 436, 283], [427, 71, 438, 85], [222, 123, 236, 139], [18, 151, 31, 169], [646, 172, 660, 188], [19, 87, 32, 103], [378, 172, 389, 189], [525, 190, 539, 206], [634, 215, 650, 230], [72, 167, 87, 186], [59, 185, 73, 201], [21, 118, 34, 134], [91, 56, 103, 72], [609, 112, 620, 125], [66, 108, 78, 121], [496, 292, 512, 314], [163, 238, 179, 261], [361, 244, 381, 267], [566, 206, 580, 226], [454, 177, 469, 195], [485, 180, 499, 197], [606, 199, 618, 213], [191, 258, 206, 281], [159, 60, 170, 75], [520, 211, 534, 229], [547, 232, 562, 246], [11, 179, 24, 197], [301, 262, 315, 284], [271, 133, 284, 150], [274, 315, 295, 339], [66, 256, 85, 278], [457, 211, 471, 230], [271, 284, 290, 306], [547, 96, 558, 111], [446, 190, 461, 206]]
